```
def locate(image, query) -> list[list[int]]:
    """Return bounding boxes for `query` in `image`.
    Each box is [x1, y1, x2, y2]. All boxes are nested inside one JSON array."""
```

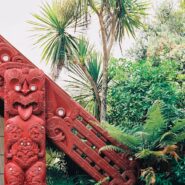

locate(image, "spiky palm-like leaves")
[[104, 0, 148, 41], [66, 38, 102, 119], [75, 0, 148, 42], [28, 0, 85, 80], [29, 0, 148, 120], [74, 0, 148, 121]]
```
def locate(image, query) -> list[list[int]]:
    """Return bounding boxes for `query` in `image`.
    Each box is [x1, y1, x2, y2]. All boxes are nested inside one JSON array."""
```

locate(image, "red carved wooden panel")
[[4, 67, 46, 185], [0, 35, 138, 185]]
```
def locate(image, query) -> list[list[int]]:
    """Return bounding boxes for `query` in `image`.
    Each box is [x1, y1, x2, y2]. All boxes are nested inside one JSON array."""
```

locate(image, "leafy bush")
[[46, 141, 95, 185], [127, 0, 185, 64], [47, 166, 95, 185], [153, 158, 185, 185], [108, 60, 184, 127], [101, 101, 185, 185], [172, 157, 185, 184], [154, 173, 172, 185]]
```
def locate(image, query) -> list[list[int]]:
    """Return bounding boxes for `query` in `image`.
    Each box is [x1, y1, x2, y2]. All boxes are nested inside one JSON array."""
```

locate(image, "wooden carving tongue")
[[18, 105, 33, 120]]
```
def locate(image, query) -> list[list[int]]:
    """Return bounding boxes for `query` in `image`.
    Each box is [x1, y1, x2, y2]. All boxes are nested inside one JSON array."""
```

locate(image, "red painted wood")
[[4, 67, 46, 185], [0, 35, 138, 185]]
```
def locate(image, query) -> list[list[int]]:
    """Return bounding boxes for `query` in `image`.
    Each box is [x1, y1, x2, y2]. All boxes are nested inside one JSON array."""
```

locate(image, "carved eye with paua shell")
[[29, 84, 37, 92], [14, 84, 21, 92]]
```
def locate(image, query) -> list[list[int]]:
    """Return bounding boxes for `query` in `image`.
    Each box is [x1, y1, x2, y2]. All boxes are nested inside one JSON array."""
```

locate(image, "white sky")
[[0, 0, 179, 85]]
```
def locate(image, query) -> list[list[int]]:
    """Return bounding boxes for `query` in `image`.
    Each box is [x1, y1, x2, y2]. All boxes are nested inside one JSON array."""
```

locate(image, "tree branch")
[[107, 15, 116, 56], [89, 0, 100, 15], [78, 62, 101, 120], [98, 14, 108, 59]]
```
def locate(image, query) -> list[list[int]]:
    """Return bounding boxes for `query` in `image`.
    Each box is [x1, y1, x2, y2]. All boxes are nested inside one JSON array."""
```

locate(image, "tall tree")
[[74, 0, 147, 120], [29, 0, 147, 121], [70, 38, 102, 120], [66, 39, 102, 120], [28, 0, 82, 80]]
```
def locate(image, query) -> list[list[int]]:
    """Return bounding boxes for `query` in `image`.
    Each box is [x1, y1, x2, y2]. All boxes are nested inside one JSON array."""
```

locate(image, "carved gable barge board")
[[0, 35, 138, 185]]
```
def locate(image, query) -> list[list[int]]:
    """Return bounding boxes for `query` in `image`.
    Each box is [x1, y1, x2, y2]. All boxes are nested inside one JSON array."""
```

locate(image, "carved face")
[[4, 68, 45, 116]]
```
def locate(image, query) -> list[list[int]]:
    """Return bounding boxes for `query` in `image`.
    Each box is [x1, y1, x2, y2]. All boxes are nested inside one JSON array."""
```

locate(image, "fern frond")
[[99, 145, 126, 154], [101, 122, 141, 150], [175, 132, 185, 143], [135, 149, 166, 159], [144, 100, 167, 146], [160, 131, 176, 142], [135, 149, 153, 159], [95, 177, 110, 185], [136, 145, 179, 161], [171, 119, 185, 133], [164, 120, 185, 144], [135, 131, 150, 139], [136, 149, 167, 160], [159, 131, 177, 146]]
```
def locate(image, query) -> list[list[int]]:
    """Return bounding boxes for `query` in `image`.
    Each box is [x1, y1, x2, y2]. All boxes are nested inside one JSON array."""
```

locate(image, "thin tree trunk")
[[98, 14, 109, 121], [50, 63, 63, 81], [100, 55, 108, 121], [98, 13, 116, 122], [78, 63, 101, 120]]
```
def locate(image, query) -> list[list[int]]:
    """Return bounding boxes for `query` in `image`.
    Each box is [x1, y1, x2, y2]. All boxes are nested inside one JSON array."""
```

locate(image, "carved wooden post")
[[0, 35, 138, 185], [4, 68, 46, 185]]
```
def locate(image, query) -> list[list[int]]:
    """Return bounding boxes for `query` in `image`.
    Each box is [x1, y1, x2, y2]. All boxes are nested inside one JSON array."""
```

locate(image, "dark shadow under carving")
[[0, 99, 4, 117]]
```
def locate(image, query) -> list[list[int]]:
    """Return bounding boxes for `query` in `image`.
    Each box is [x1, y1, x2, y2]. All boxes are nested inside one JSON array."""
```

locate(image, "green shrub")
[[172, 157, 185, 184], [47, 166, 95, 185], [101, 101, 185, 185], [108, 60, 184, 128]]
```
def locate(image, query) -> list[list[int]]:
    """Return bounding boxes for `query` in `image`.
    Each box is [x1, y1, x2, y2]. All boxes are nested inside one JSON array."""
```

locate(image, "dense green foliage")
[[46, 145, 95, 185], [102, 101, 185, 157], [108, 59, 184, 127], [154, 157, 185, 185], [107, 1, 185, 128], [101, 101, 185, 184], [172, 157, 185, 184], [29, 0, 184, 184], [128, 1, 185, 63], [105, 3, 185, 184], [47, 166, 95, 185]]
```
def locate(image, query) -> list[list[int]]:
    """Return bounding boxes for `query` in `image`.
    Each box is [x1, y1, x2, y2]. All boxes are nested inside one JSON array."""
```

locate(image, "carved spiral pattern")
[[0, 35, 138, 185]]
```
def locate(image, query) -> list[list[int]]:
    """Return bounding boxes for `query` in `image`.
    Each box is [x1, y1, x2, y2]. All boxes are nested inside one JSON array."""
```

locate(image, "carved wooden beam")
[[0, 35, 138, 185]]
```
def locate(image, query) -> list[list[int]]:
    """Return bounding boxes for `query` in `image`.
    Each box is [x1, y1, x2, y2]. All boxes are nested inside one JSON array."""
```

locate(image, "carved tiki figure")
[[4, 68, 46, 185]]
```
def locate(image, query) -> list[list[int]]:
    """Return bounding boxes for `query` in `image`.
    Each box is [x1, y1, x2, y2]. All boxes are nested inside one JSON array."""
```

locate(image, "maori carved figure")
[[4, 68, 46, 185], [0, 35, 138, 185]]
